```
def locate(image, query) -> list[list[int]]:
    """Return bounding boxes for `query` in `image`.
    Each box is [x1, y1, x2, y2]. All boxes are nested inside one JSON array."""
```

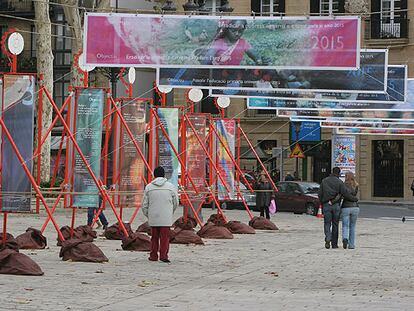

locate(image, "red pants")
[[150, 227, 170, 261]]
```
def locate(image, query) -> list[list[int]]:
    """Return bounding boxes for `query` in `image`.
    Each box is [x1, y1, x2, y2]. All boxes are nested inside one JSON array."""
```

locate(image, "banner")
[[242, 65, 407, 103], [157, 108, 179, 186], [1, 75, 35, 213], [321, 120, 414, 130], [73, 89, 105, 208], [186, 114, 207, 212], [215, 119, 236, 200], [278, 109, 414, 121], [336, 128, 414, 135], [85, 13, 360, 69], [332, 135, 356, 176], [175, 49, 386, 94], [119, 99, 147, 208], [290, 121, 321, 143]]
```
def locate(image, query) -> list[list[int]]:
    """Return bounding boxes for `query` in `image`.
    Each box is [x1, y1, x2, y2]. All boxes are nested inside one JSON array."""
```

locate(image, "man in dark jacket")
[[318, 167, 358, 249]]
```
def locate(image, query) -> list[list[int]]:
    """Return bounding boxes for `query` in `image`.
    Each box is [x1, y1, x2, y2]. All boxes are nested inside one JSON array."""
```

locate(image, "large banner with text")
[[73, 88, 104, 208], [85, 13, 360, 69], [157, 108, 179, 186], [168, 49, 385, 93], [119, 99, 147, 208], [215, 119, 236, 200], [1, 75, 35, 213]]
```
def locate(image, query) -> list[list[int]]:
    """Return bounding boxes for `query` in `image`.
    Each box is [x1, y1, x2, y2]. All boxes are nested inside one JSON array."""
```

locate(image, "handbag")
[[269, 199, 277, 215]]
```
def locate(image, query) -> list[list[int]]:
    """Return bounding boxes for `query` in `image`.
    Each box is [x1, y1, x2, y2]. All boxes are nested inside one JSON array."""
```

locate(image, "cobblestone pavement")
[[1, 207, 413, 311]]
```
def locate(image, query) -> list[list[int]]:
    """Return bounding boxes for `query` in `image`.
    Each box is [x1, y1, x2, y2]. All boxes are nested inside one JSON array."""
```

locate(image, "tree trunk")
[[34, 1, 54, 183]]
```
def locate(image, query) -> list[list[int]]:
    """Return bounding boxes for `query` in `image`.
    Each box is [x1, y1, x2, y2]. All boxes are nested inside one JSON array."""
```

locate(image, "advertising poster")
[[277, 78, 414, 119], [335, 128, 414, 136], [321, 120, 414, 130], [169, 49, 386, 93], [186, 114, 207, 212], [242, 65, 407, 104], [119, 99, 147, 208], [1, 75, 35, 213], [73, 89, 105, 208], [157, 108, 179, 186], [332, 135, 356, 176], [215, 119, 236, 200], [85, 13, 360, 69], [290, 121, 321, 143]]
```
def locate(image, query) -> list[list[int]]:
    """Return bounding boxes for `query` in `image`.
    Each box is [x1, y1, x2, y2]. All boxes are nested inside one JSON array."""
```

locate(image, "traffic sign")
[[289, 143, 305, 159]]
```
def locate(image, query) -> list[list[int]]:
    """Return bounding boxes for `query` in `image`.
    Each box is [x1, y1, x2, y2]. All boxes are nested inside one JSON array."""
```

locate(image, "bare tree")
[[34, 0, 54, 183]]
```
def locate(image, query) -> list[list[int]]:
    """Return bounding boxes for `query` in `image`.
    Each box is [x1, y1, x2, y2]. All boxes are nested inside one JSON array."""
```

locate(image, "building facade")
[[1, 0, 413, 201]]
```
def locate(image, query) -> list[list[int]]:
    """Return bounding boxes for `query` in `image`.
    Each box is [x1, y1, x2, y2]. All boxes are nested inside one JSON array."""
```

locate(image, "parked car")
[[275, 181, 321, 215], [220, 183, 256, 210]]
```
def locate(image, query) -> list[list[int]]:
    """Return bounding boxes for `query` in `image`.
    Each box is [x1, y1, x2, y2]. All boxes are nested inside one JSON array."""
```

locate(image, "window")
[[52, 13, 72, 66], [370, 0, 408, 39], [54, 70, 71, 108], [310, 0, 344, 15], [252, 0, 285, 15]]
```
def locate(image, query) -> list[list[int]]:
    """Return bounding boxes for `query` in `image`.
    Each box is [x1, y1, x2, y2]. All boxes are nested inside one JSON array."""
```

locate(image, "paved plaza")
[[1, 207, 414, 311]]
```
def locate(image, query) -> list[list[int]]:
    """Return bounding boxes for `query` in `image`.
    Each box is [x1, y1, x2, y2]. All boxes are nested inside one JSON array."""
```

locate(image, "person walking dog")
[[142, 166, 179, 263]]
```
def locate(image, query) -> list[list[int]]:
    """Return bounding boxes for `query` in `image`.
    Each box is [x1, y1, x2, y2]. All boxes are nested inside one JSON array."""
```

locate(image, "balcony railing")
[[0, 0, 34, 12], [365, 18, 409, 40]]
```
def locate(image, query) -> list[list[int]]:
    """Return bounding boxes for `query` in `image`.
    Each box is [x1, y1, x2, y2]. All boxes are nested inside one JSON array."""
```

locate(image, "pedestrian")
[[285, 172, 294, 181], [87, 195, 109, 230], [142, 166, 179, 263], [341, 172, 360, 249], [255, 171, 273, 220], [318, 167, 358, 249]]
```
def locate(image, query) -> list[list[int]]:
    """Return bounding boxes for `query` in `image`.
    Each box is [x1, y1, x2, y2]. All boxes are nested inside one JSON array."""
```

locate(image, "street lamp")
[[293, 121, 302, 179]]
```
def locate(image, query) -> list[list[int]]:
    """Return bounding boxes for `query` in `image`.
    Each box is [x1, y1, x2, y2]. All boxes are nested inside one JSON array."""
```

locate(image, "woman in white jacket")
[[142, 166, 179, 263]]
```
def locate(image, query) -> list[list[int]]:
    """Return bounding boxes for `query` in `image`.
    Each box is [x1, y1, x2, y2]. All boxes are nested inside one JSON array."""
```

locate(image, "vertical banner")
[[215, 119, 235, 200], [73, 88, 105, 207], [186, 114, 207, 212], [157, 108, 179, 186], [332, 135, 356, 176], [1, 75, 35, 213], [119, 99, 147, 208]]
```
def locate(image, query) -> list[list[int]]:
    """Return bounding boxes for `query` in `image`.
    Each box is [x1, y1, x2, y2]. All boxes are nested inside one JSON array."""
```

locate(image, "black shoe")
[[332, 244, 338, 249], [160, 259, 171, 263], [343, 239, 348, 249], [325, 240, 330, 249]]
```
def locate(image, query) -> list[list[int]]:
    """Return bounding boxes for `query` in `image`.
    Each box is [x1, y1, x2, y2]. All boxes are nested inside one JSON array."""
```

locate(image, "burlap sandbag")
[[170, 228, 204, 245], [136, 222, 152, 235], [197, 222, 234, 239], [57, 225, 97, 246], [0, 233, 43, 276], [59, 239, 108, 262], [248, 216, 278, 230], [173, 216, 198, 230], [104, 222, 133, 240], [16, 227, 47, 249], [121, 232, 151, 251], [225, 221, 256, 234], [207, 214, 227, 226]]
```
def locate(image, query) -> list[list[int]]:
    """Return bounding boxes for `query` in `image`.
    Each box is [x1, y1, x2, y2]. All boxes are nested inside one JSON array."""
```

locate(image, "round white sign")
[[217, 96, 231, 108], [188, 88, 203, 102], [7, 32, 24, 55], [128, 67, 136, 84], [78, 52, 96, 72], [158, 86, 173, 94]]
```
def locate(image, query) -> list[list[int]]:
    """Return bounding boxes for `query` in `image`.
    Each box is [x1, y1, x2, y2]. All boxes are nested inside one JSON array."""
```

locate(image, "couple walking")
[[318, 167, 360, 249]]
